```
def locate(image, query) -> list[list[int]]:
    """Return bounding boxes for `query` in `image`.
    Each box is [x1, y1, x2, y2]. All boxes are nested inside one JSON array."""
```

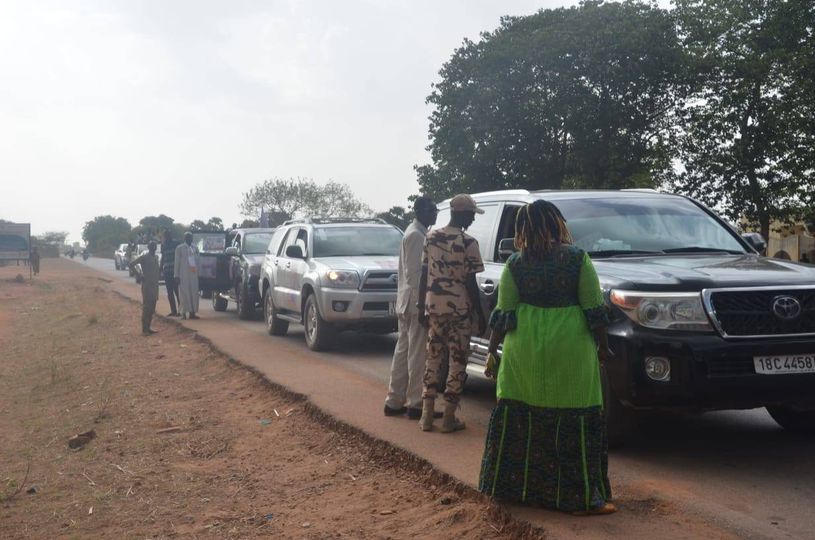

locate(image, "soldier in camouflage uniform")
[[417, 194, 487, 433]]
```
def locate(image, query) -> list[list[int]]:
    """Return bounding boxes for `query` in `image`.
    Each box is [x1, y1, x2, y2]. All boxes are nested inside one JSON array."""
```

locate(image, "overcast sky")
[[0, 0, 596, 243]]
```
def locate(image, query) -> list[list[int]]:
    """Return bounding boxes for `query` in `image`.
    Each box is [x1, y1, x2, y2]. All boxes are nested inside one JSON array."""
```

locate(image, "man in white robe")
[[174, 232, 201, 319]]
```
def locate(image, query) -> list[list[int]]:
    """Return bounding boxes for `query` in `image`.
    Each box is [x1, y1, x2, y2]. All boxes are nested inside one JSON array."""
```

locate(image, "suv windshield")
[[552, 196, 747, 256], [243, 232, 274, 254], [313, 226, 402, 257]]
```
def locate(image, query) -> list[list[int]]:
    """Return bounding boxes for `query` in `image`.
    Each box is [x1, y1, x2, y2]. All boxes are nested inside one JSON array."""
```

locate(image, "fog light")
[[332, 301, 348, 312], [644, 357, 671, 382]]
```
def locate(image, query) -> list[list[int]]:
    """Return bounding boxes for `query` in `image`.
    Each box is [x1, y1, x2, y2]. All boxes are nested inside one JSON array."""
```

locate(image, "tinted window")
[[313, 226, 402, 257], [552, 197, 746, 255], [464, 204, 501, 261], [243, 232, 275, 254]]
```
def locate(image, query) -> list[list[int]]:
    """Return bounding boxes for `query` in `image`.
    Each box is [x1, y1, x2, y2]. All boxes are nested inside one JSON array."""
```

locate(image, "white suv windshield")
[[313, 227, 402, 257], [553, 196, 747, 256]]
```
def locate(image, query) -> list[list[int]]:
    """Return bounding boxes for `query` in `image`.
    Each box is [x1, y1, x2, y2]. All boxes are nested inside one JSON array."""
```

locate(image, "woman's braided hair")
[[514, 199, 572, 255]]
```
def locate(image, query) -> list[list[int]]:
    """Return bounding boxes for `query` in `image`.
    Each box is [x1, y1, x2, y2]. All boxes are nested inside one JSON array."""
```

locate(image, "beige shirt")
[[395, 220, 428, 315], [422, 225, 484, 317]]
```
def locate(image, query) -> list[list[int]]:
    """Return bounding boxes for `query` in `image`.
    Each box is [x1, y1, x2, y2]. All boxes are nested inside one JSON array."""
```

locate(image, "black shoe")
[[188, 314, 200, 320], [168, 312, 181, 317], [407, 407, 442, 420], [384, 405, 407, 417]]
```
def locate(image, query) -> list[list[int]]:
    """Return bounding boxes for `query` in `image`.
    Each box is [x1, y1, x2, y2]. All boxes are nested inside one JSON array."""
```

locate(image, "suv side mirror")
[[285, 245, 305, 259], [498, 238, 517, 262], [741, 232, 767, 254], [224, 246, 239, 257]]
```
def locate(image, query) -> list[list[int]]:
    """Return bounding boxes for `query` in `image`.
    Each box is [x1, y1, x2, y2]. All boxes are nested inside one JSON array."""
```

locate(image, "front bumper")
[[314, 287, 397, 331], [608, 320, 815, 411]]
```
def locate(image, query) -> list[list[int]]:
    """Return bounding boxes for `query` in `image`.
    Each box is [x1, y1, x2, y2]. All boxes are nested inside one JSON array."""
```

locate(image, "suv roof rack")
[[281, 217, 389, 226]]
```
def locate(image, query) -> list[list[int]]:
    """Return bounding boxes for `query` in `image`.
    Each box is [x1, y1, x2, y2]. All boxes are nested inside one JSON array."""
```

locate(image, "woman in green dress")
[[478, 200, 615, 515]]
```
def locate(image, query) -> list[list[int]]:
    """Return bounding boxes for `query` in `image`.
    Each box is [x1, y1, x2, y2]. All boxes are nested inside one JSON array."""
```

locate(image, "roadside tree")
[[82, 216, 132, 253], [376, 206, 412, 230], [416, 0, 686, 200], [189, 217, 225, 232], [672, 0, 815, 239], [240, 177, 372, 220]]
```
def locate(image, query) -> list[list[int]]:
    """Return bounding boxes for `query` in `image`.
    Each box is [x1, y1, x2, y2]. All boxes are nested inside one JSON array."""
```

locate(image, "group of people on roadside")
[[131, 231, 202, 335], [384, 194, 615, 516]]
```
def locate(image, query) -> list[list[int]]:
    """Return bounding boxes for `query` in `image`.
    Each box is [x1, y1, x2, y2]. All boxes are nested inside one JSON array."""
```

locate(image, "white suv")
[[259, 218, 403, 351]]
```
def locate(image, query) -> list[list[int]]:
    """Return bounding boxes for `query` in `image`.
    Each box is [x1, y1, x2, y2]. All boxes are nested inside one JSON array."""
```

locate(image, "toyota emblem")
[[771, 295, 802, 320]]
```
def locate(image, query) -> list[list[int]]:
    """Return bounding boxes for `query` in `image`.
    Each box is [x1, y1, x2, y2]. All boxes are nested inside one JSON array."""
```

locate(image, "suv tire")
[[602, 365, 638, 447], [304, 294, 335, 351], [236, 280, 254, 320], [114, 260, 120, 270], [264, 291, 289, 336], [212, 293, 228, 312], [766, 406, 815, 434]]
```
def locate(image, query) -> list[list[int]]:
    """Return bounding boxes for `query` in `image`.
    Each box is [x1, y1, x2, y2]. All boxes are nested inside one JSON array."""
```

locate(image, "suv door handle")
[[480, 280, 495, 294]]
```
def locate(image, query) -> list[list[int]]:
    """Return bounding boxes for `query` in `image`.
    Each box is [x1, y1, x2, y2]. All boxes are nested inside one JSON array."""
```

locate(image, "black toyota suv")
[[437, 190, 815, 443]]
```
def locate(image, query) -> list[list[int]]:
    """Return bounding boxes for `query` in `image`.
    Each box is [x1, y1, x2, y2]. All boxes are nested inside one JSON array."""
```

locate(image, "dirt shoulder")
[[0, 262, 538, 539]]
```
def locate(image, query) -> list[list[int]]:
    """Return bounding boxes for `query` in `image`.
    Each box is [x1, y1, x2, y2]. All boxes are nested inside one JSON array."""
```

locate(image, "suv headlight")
[[323, 270, 360, 289], [610, 290, 713, 332]]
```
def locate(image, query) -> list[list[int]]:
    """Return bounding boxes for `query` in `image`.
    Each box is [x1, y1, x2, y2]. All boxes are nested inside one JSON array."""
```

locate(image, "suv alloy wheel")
[[264, 290, 289, 336], [303, 294, 335, 351]]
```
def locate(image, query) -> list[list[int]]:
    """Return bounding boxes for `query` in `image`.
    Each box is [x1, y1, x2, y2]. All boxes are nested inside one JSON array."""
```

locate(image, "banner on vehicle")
[[0, 223, 31, 260]]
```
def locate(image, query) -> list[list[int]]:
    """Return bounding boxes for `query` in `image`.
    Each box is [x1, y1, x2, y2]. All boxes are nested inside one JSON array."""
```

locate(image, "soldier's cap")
[[449, 194, 484, 214]]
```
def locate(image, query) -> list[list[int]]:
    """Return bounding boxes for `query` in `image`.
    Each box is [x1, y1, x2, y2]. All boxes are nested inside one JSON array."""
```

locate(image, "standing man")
[[161, 230, 181, 317], [384, 197, 441, 420], [174, 232, 200, 319], [131, 241, 160, 335], [30, 247, 40, 276], [417, 194, 486, 433]]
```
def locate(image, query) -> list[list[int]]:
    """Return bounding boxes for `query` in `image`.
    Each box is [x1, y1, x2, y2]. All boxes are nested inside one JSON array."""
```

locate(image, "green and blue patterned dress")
[[478, 245, 611, 512]]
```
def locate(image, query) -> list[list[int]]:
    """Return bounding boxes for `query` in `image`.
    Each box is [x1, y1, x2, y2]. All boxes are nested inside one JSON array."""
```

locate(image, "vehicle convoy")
[[259, 218, 403, 351], [114, 243, 129, 270], [438, 190, 815, 443], [211, 228, 277, 319]]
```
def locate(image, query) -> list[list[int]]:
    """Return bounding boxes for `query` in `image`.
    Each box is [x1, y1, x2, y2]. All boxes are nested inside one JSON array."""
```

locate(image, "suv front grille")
[[706, 287, 815, 338], [361, 272, 398, 291]]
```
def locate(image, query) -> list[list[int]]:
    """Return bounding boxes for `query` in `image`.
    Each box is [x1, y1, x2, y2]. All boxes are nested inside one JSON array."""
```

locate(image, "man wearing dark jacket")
[[162, 230, 181, 317]]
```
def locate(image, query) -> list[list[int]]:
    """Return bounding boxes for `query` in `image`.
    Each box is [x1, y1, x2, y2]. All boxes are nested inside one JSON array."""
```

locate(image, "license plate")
[[388, 302, 396, 316], [754, 354, 815, 374]]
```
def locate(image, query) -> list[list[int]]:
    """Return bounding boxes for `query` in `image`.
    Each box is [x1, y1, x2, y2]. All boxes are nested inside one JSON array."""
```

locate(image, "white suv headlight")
[[323, 270, 360, 289], [610, 290, 713, 332]]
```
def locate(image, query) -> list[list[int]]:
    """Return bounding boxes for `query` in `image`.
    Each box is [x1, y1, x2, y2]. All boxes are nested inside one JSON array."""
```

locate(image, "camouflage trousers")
[[423, 313, 471, 404]]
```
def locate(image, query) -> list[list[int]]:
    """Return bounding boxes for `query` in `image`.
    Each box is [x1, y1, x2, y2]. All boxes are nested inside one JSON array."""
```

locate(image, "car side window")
[[465, 204, 501, 262], [294, 229, 308, 255], [267, 228, 287, 256], [277, 228, 295, 256], [495, 205, 522, 260]]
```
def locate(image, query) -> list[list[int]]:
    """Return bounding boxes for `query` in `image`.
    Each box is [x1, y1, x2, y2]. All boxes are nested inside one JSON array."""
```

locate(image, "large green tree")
[[82, 216, 132, 253], [240, 177, 372, 220], [672, 0, 815, 239], [416, 0, 686, 200]]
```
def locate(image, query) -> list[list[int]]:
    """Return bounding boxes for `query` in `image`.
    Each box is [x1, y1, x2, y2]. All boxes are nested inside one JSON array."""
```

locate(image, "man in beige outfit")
[[384, 197, 439, 420]]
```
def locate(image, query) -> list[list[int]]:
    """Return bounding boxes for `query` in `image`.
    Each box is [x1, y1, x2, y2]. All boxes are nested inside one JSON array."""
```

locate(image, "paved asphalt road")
[[81, 256, 815, 539]]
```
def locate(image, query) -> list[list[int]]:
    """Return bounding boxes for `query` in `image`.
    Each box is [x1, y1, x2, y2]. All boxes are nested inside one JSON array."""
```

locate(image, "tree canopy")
[[416, 0, 686, 200], [189, 217, 225, 232], [240, 177, 372, 220], [82, 216, 132, 253], [671, 0, 815, 239]]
